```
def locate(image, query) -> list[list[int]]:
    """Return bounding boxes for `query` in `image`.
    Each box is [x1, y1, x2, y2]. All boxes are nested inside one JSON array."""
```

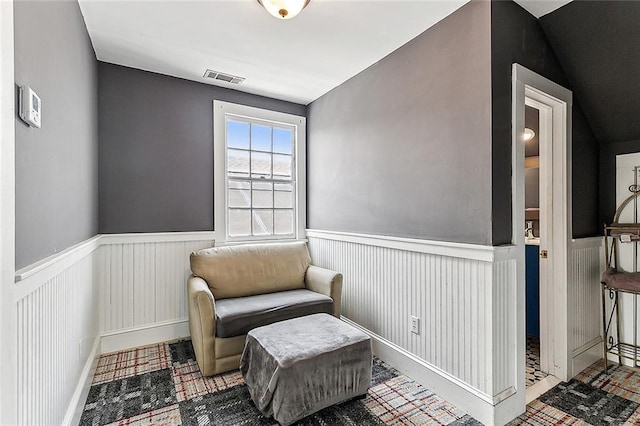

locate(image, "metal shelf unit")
[[602, 191, 640, 372]]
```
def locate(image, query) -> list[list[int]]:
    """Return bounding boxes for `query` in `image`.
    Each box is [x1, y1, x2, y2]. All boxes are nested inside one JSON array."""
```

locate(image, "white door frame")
[[0, 0, 17, 423], [512, 64, 573, 381]]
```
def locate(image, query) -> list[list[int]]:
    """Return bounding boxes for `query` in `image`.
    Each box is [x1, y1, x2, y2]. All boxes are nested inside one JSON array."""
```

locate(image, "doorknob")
[[540, 250, 548, 259]]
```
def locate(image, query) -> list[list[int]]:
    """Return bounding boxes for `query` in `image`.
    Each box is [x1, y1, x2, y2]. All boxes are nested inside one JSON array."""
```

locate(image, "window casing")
[[213, 101, 306, 243]]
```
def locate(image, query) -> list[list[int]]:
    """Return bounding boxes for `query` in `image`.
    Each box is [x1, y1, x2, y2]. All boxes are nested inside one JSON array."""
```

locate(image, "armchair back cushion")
[[190, 241, 311, 300]]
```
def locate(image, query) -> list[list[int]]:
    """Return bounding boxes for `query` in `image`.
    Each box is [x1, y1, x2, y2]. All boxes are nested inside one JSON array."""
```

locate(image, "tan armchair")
[[187, 242, 343, 376]]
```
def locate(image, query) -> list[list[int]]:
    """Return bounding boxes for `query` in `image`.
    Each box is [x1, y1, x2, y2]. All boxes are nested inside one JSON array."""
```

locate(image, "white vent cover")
[[203, 69, 245, 84]]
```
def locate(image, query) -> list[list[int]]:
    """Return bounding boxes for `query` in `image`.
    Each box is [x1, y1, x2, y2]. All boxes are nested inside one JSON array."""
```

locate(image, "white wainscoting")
[[12, 232, 215, 425], [14, 237, 101, 426], [306, 229, 521, 425], [98, 233, 214, 352], [568, 237, 603, 375]]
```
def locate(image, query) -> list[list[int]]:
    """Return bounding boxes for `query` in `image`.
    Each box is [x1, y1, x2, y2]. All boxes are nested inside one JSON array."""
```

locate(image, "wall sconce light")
[[257, 0, 310, 19], [523, 128, 535, 141]]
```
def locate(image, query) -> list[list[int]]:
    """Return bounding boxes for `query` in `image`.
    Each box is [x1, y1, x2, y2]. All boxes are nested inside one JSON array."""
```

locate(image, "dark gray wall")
[[307, 0, 493, 244], [539, 1, 640, 145], [491, 0, 600, 244], [537, 1, 640, 230], [14, 0, 98, 269], [98, 63, 306, 233]]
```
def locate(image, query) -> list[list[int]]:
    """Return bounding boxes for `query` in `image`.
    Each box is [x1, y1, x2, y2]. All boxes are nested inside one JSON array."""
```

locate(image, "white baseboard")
[[525, 375, 562, 404], [63, 335, 101, 426], [572, 336, 603, 377], [100, 319, 191, 354], [341, 317, 500, 425]]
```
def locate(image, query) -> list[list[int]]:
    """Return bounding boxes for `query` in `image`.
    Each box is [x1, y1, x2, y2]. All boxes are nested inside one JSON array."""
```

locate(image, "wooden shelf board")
[[525, 156, 540, 169]]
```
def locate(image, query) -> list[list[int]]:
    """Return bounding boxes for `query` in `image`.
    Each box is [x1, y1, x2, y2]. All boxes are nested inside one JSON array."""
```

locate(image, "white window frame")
[[213, 100, 306, 244]]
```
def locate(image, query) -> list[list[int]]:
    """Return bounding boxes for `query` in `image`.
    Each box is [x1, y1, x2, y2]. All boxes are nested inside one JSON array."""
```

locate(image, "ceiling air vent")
[[203, 69, 245, 85]]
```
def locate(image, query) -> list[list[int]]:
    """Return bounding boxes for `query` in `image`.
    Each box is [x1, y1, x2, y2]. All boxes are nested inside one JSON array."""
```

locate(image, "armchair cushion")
[[190, 242, 311, 299], [215, 289, 333, 338]]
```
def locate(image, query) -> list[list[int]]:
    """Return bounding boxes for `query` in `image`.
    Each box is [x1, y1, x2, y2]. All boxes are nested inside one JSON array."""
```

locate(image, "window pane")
[[273, 127, 293, 154], [252, 181, 273, 208], [251, 151, 272, 178], [228, 179, 250, 208], [228, 180, 251, 190], [229, 209, 251, 236], [228, 149, 249, 177], [252, 210, 273, 235], [251, 124, 271, 152], [274, 210, 294, 235], [273, 154, 292, 179], [274, 183, 293, 208], [227, 120, 249, 149]]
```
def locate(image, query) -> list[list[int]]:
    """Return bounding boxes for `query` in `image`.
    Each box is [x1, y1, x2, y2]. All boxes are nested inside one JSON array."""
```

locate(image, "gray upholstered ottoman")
[[240, 313, 372, 425]]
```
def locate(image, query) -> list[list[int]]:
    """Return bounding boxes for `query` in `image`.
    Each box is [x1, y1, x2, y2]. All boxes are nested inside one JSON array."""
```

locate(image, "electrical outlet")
[[410, 316, 420, 335]]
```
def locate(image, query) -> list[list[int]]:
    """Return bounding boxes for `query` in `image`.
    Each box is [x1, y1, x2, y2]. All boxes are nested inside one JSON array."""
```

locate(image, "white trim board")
[[63, 336, 101, 426], [15, 235, 101, 284], [100, 319, 191, 354], [306, 229, 507, 262], [100, 231, 216, 245], [0, 0, 17, 422]]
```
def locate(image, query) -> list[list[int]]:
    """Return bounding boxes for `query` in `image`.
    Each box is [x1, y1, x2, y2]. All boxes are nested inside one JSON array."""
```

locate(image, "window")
[[213, 101, 306, 243]]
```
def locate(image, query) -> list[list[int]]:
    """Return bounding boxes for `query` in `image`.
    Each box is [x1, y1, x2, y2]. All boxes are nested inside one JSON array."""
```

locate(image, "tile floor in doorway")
[[526, 335, 548, 388]]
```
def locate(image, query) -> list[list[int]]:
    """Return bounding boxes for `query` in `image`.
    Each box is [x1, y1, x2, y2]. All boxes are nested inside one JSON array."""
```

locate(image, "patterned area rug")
[[80, 339, 481, 426], [510, 360, 640, 425], [526, 335, 548, 388], [82, 339, 640, 425]]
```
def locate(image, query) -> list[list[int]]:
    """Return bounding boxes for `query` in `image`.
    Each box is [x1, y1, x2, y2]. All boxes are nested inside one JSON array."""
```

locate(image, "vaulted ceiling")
[[539, 1, 640, 145]]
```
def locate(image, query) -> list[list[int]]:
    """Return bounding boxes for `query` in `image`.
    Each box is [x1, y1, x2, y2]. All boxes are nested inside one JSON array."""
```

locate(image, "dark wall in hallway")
[[98, 63, 306, 234], [537, 1, 640, 230], [491, 0, 600, 244], [14, 0, 99, 269], [306, 1, 494, 245]]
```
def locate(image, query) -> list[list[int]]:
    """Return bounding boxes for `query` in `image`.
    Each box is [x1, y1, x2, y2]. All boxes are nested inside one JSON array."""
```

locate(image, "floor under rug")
[[80, 339, 640, 425]]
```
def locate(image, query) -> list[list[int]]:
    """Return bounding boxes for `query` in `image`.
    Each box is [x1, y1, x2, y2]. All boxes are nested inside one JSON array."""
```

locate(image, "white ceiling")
[[513, 0, 572, 18], [78, 0, 470, 105], [79, 0, 573, 105]]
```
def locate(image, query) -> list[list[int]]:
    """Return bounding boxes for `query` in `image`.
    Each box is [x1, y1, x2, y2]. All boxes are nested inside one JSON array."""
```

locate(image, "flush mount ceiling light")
[[257, 0, 310, 19], [523, 127, 536, 141]]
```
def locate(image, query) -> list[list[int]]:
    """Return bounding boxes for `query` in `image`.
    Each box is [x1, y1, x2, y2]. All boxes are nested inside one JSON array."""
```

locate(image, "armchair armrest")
[[305, 265, 343, 318], [187, 275, 217, 376]]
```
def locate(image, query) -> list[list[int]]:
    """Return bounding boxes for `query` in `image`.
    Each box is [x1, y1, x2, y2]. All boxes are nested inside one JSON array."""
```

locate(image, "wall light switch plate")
[[19, 85, 41, 128]]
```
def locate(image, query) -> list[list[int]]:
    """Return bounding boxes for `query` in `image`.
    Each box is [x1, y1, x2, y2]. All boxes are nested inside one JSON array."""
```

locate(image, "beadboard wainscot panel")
[[306, 229, 523, 425], [14, 236, 102, 426], [569, 237, 603, 376], [98, 232, 214, 352]]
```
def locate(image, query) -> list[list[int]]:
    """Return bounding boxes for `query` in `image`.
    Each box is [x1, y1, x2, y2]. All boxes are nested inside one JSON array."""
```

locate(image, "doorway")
[[512, 64, 572, 404], [523, 104, 546, 388]]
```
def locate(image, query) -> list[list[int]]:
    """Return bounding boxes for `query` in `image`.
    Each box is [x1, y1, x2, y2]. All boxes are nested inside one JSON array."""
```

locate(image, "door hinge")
[[540, 249, 548, 259]]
